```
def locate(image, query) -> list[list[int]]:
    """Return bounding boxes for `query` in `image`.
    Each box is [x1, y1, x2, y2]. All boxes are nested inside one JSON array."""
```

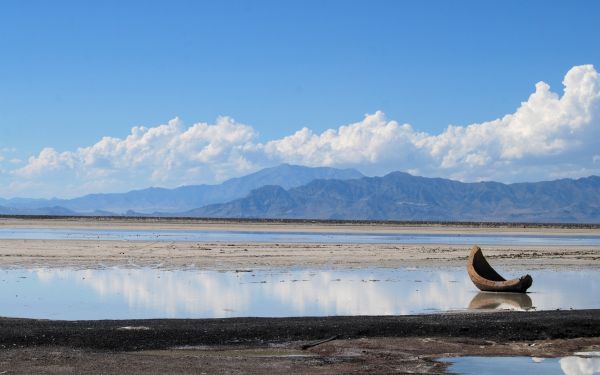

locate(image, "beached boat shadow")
[[468, 291, 533, 311]]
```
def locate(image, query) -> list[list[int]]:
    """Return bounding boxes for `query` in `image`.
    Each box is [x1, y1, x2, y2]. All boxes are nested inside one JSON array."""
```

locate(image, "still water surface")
[[1, 228, 600, 245], [1, 267, 599, 320], [441, 354, 600, 375]]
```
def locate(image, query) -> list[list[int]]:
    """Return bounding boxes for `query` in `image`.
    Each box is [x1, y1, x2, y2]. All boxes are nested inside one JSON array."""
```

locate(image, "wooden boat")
[[467, 245, 532, 293]]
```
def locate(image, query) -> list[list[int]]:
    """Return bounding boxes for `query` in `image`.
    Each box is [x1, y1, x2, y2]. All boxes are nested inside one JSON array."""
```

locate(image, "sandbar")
[[0, 217, 599, 269]]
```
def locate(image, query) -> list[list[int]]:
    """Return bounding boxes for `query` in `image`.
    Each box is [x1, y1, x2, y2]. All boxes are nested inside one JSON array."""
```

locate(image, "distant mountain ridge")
[[2, 166, 599, 223], [187, 172, 600, 223], [0, 164, 363, 214]]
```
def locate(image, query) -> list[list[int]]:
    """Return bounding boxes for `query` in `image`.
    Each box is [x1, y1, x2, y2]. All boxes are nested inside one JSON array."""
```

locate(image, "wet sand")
[[1, 217, 599, 373]]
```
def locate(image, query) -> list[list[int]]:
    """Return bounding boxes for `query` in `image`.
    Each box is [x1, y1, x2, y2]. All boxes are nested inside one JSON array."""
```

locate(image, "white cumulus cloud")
[[259, 64, 600, 181], [3, 64, 600, 198], [10, 116, 260, 196]]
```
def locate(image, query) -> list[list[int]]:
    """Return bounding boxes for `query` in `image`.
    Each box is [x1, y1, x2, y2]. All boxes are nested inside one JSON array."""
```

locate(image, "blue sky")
[[1, 1, 600, 197]]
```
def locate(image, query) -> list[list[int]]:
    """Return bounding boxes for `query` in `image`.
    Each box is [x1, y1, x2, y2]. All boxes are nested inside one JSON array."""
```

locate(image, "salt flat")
[[0, 217, 599, 269]]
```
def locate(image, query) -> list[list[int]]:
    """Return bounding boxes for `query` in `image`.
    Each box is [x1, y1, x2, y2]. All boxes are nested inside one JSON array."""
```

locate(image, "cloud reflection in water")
[[560, 355, 600, 375], [444, 355, 600, 375], [0, 267, 595, 320]]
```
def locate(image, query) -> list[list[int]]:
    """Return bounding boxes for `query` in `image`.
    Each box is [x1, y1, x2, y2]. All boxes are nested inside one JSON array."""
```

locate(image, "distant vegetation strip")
[[1, 215, 599, 229]]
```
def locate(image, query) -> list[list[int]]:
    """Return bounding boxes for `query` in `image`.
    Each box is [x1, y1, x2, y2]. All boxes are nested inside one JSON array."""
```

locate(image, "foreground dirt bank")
[[1, 311, 599, 374], [2, 337, 599, 374], [2, 310, 599, 350]]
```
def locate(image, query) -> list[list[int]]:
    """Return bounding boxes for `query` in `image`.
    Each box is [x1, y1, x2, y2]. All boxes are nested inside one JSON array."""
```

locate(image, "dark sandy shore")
[[3, 310, 600, 350], [1, 310, 599, 374]]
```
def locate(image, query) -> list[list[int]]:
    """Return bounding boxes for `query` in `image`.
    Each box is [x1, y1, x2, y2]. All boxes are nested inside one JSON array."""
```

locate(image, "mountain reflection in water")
[[0, 267, 598, 320]]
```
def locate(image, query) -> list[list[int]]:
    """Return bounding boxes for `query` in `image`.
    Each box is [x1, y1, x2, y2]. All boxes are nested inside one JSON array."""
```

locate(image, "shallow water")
[[1, 228, 600, 245], [441, 353, 600, 375], [1, 267, 599, 320]]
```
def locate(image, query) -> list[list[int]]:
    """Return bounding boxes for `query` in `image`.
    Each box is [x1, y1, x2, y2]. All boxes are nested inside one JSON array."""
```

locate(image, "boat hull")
[[467, 245, 533, 293]]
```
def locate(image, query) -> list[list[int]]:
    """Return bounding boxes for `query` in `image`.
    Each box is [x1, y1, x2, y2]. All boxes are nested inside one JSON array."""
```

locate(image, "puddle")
[[1, 267, 599, 320], [441, 353, 600, 374], [1, 228, 599, 245]]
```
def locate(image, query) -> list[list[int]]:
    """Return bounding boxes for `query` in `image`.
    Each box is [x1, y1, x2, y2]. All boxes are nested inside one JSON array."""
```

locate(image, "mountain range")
[[1, 164, 599, 223], [0, 164, 363, 214], [190, 172, 600, 223]]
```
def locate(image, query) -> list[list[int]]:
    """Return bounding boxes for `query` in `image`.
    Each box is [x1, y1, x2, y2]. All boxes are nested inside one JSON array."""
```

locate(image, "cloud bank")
[[3, 65, 600, 197]]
